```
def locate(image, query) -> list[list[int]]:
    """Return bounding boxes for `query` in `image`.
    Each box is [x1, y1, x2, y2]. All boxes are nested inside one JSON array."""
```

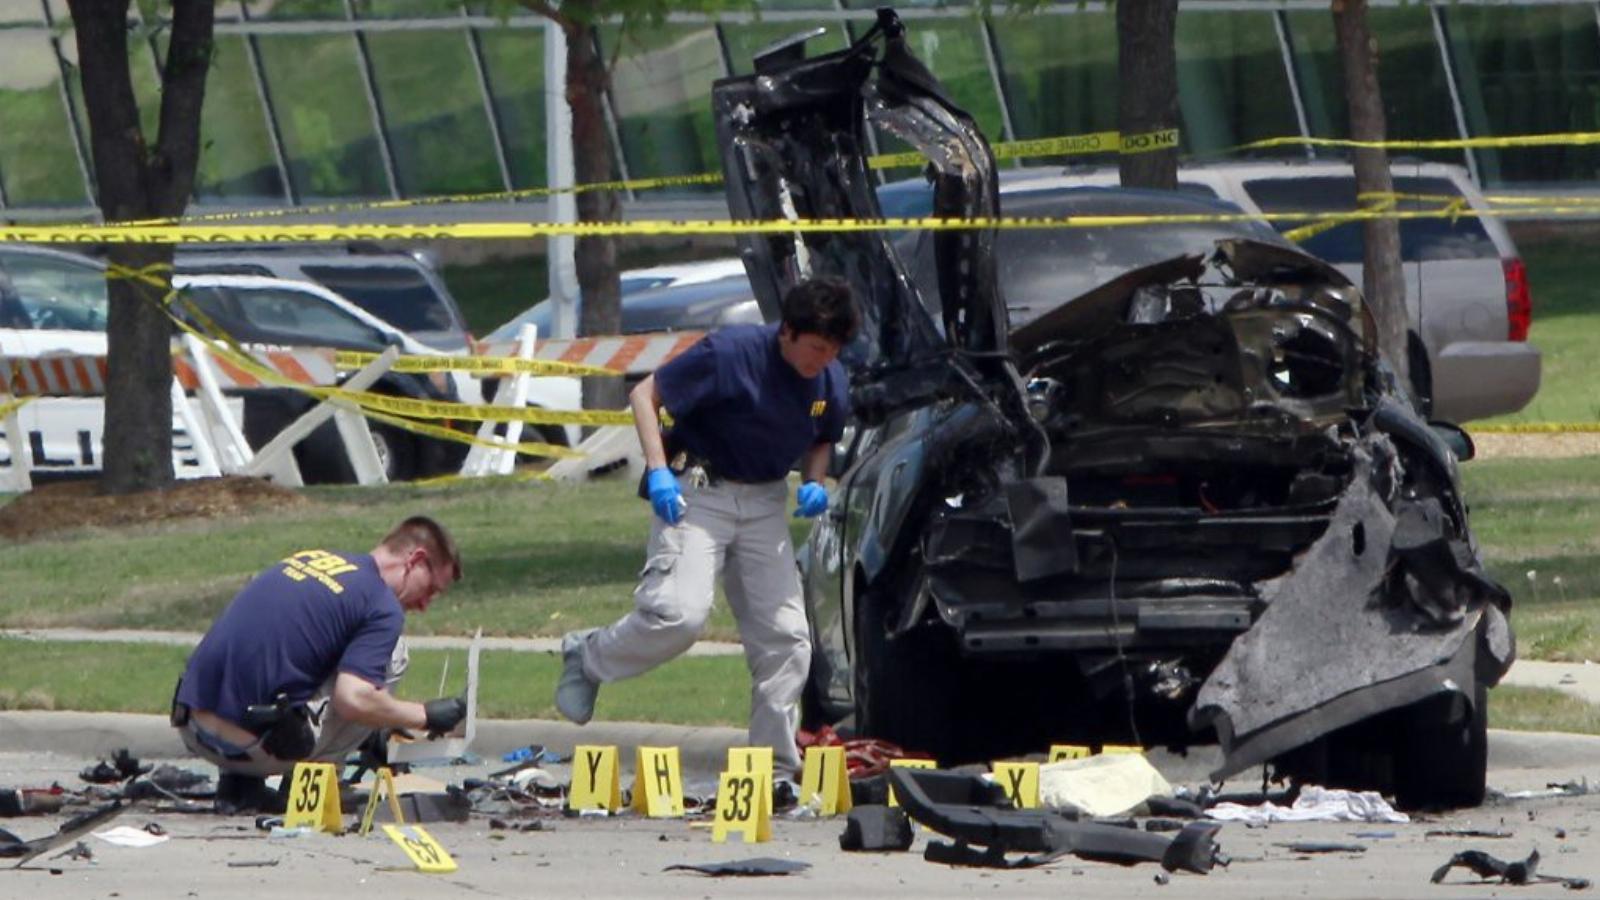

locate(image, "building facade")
[[1, 0, 1597, 219]]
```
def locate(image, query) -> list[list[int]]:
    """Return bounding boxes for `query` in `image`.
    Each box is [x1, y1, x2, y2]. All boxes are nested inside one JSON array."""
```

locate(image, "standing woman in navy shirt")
[[556, 278, 858, 782]]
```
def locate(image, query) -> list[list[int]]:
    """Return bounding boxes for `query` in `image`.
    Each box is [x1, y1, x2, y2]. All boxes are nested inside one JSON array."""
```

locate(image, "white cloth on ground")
[[1205, 785, 1410, 824]]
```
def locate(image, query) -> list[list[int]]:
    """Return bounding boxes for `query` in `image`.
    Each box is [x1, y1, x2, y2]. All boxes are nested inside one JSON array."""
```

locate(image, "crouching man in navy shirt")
[[172, 515, 466, 813], [556, 277, 859, 783]]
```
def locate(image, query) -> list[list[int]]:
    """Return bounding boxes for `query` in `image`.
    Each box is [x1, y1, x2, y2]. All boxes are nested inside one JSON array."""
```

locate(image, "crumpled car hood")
[[712, 8, 1006, 374]]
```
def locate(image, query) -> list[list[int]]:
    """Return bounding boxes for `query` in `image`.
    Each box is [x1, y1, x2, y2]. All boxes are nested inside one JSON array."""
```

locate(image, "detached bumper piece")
[[886, 767, 1225, 874]]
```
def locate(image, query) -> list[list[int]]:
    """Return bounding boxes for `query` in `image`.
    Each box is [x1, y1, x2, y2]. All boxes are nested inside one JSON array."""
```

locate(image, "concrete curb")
[[0, 711, 747, 775]]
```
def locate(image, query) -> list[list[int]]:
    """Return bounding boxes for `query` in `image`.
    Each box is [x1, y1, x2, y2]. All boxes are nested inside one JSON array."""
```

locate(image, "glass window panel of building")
[[353, 0, 461, 18], [191, 35, 285, 204], [476, 27, 547, 190], [246, 0, 347, 21], [1175, 11, 1300, 159], [991, 9, 1119, 166], [0, 0, 42, 24], [600, 24, 725, 187], [57, 33, 163, 185], [255, 33, 389, 199], [0, 33, 85, 206], [720, 21, 848, 76], [1445, 5, 1600, 185], [365, 29, 504, 196], [1285, 8, 1464, 166]]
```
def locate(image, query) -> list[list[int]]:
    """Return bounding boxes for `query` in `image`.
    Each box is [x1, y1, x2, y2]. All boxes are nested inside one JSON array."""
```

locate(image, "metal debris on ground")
[[838, 805, 914, 852], [1430, 848, 1591, 889], [0, 786, 64, 816], [78, 749, 150, 785], [1274, 842, 1367, 854], [888, 766, 1226, 874], [1425, 827, 1514, 839], [664, 857, 811, 877], [227, 859, 281, 868], [0, 801, 124, 866]]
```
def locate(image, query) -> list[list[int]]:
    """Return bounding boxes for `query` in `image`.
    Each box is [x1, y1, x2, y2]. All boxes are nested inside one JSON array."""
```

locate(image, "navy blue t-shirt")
[[177, 550, 403, 725], [654, 323, 850, 483]]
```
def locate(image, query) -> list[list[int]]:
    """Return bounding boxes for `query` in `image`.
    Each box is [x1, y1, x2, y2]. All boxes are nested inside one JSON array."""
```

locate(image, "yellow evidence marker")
[[798, 746, 853, 815], [712, 768, 772, 843], [726, 747, 774, 809], [992, 761, 1041, 809], [283, 761, 342, 833], [631, 746, 686, 817], [1048, 744, 1092, 763], [358, 766, 406, 836], [382, 824, 457, 874], [568, 744, 622, 813], [887, 758, 937, 807]]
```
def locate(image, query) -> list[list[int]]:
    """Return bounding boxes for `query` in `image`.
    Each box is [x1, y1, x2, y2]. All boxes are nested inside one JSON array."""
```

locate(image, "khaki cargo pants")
[[582, 478, 810, 776]]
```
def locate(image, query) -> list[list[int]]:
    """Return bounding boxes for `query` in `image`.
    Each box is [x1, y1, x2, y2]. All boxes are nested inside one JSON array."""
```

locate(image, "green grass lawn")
[[0, 638, 751, 727]]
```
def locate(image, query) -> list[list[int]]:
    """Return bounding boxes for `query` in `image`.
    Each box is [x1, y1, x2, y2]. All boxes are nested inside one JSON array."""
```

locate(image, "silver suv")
[[174, 244, 474, 352], [1006, 160, 1540, 424]]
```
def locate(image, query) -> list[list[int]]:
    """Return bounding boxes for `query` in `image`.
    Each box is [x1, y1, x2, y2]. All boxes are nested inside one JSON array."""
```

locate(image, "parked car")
[[173, 244, 475, 352], [716, 11, 1512, 809], [482, 258, 760, 345], [0, 244, 471, 483], [979, 160, 1540, 423], [171, 273, 475, 483], [0, 244, 221, 479]]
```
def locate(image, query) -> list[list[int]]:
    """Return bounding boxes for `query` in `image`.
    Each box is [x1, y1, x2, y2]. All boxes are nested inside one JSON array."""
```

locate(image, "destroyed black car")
[[713, 10, 1514, 809]]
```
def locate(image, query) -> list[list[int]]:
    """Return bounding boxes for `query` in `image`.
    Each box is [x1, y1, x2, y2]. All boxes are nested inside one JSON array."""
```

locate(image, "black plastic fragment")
[[1430, 848, 1591, 890], [664, 857, 812, 877], [1276, 842, 1367, 854], [840, 805, 914, 852]]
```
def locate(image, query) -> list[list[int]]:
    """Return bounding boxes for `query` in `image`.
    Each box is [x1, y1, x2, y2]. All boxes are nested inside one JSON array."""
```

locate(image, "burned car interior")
[[715, 9, 1513, 809]]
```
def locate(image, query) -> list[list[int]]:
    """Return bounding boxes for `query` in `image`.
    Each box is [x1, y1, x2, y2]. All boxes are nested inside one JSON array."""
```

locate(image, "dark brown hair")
[[781, 276, 860, 345], [380, 515, 462, 582]]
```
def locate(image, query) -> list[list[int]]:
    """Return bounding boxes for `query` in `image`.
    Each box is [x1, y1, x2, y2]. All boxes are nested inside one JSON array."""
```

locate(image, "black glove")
[[423, 696, 467, 738]]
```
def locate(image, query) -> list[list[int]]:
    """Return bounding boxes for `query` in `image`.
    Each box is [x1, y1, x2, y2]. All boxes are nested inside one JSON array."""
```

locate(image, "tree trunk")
[[1116, 0, 1180, 190], [1333, 0, 1410, 390], [67, 0, 214, 494], [566, 19, 627, 417]]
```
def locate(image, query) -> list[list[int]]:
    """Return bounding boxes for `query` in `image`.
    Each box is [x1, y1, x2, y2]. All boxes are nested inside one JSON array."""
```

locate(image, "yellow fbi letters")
[[280, 549, 359, 594]]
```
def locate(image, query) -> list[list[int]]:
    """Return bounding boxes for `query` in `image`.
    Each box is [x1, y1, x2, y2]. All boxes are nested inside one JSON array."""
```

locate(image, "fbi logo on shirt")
[[810, 400, 827, 418]]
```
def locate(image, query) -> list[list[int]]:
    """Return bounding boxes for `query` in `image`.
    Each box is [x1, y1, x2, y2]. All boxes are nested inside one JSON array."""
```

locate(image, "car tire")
[[371, 424, 418, 482], [1393, 683, 1488, 810], [852, 587, 958, 760]]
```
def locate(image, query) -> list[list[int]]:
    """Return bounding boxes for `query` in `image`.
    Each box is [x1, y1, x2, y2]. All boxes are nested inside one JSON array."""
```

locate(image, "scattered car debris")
[[839, 806, 914, 852], [0, 801, 123, 867], [1274, 842, 1367, 854], [664, 858, 811, 877], [49, 841, 92, 863], [1206, 786, 1409, 824], [0, 786, 63, 816], [1430, 848, 1591, 889], [78, 749, 150, 785], [488, 818, 549, 833], [1426, 827, 1514, 839], [227, 859, 281, 868], [888, 766, 1225, 873], [123, 765, 212, 802], [1493, 781, 1592, 801]]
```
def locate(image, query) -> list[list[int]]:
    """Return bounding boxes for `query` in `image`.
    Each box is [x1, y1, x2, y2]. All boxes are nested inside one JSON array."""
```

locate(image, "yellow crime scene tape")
[[332, 350, 621, 379], [1234, 131, 1600, 154], [0, 395, 34, 419], [90, 128, 1180, 229]]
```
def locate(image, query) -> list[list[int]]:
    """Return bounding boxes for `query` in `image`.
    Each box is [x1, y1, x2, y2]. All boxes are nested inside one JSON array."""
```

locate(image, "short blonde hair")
[[380, 515, 462, 582]]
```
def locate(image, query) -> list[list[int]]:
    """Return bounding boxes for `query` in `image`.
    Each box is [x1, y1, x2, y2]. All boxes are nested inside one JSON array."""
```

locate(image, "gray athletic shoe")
[[556, 629, 600, 725]]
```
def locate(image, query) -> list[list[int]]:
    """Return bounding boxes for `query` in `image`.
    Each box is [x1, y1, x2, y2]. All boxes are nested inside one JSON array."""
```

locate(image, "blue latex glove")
[[647, 467, 685, 525], [794, 480, 828, 518]]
